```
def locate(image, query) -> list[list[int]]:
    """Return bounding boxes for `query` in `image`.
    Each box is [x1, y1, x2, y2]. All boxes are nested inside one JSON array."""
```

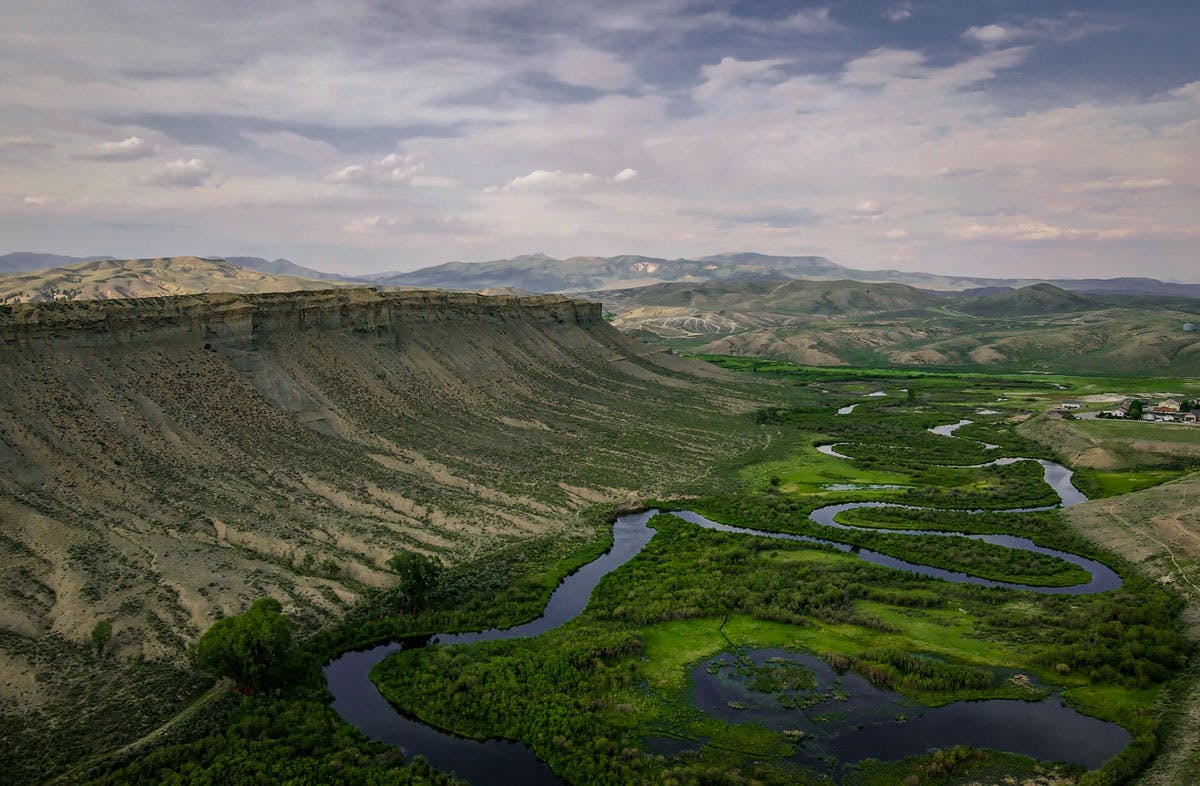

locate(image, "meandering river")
[[324, 423, 1125, 783]]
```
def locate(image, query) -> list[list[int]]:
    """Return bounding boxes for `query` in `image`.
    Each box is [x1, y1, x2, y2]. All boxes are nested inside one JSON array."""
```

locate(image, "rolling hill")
[[955, 282, 1101, 317], [601, 280, 1200, 374], [0, 256, 355, 303]]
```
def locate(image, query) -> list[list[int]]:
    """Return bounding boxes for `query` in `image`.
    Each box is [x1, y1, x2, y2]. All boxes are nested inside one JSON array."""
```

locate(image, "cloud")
[[841, 48, 925, 86], [842, 46, 1030, 91], [343, 211, 475, 236], [962, 14, 1121, 48], [503, 169, 596, 191], [950, 219, 1199, 243], [613, 168, 638, 183], [692, 7, 840, 35], [694, 57, 790, 103], [0, 1, 1194, 279], [1071, 178, 1173, 193], [850, 200, 884, 216], [550, 49, 635, 91], [328, 153, 426, 185], [962, 24, 1015, 46], [1173, 82, 1200, 102], [775, 8, 840, 33], [685, 204, 824, 229], [344, 215, 394, 233], [241, 130, 338, 162], [146, 158, 212, 187], [78, 135, 159, 161], [330, 164, 370, 183], [0, 135, 54, 150]]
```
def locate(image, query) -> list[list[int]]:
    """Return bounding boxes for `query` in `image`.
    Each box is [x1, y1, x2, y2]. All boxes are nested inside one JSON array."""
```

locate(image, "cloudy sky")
[[2, 1, 1198, 278]]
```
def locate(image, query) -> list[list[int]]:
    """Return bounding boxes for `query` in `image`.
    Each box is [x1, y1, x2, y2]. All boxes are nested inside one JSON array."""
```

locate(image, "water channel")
[[324, 425, 1127, 783]]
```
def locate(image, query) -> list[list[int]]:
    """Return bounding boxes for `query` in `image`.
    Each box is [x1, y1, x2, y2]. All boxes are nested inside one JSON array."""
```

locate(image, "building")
[[1184, 322, 1196, 332], [1154, 400, 1181, 413], [1107, 401, 1131, 418], [1061, 400, 1082, 409], [1184, 410, 1199, 424]]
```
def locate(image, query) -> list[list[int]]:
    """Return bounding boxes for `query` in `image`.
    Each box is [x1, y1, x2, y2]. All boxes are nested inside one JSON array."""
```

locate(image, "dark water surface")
[[324, 439, 1127, 784], [323, 510, 657, 785], [692, 650, 1131, 773]]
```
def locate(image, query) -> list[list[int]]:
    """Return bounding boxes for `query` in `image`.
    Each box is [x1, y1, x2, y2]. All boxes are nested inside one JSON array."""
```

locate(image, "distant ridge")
[[600, 277, 1200, 374], [4, 250, 1199, 299], [0, 252, 356, 282], [957, 283, 1100, 317], [0, 251, 115, 273], [223, 256, 360, 281], [0, 256, 355, 303], [372, 252, 1200, 299]]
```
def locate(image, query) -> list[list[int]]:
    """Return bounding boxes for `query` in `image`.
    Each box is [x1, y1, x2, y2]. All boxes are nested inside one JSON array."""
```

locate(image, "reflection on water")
[[691, 650, 1131, 772]]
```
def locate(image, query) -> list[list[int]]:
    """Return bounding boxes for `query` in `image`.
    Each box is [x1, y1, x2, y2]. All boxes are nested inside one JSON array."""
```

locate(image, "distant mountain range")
[[3, 250, 1199, 299], [368, 252, 1200, 299]]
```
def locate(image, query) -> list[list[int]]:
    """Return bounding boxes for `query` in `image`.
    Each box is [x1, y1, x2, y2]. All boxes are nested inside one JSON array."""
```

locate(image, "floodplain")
[[70, 359, 1200, 786]]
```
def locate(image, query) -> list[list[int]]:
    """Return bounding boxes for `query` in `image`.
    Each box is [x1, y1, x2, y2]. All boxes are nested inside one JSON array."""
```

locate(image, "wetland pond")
[[686, 649, 1130, 774], [325, 443, 1128, 784]]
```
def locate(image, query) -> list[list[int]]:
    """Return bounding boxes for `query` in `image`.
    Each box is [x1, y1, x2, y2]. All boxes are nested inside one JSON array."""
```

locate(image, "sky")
[[1, 1, 1198, 279]]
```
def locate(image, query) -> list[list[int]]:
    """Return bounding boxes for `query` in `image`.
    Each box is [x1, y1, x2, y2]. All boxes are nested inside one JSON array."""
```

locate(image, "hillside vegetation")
[[602, 280, 1200, 375]]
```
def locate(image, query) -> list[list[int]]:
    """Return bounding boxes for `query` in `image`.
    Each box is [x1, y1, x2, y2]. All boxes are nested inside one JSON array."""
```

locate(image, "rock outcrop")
[[0, 287, 602, 348]]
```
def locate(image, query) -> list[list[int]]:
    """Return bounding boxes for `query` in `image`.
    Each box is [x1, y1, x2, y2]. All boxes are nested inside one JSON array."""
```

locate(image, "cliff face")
[[0, 287, 755, 778], [0, 288, 603, 348]]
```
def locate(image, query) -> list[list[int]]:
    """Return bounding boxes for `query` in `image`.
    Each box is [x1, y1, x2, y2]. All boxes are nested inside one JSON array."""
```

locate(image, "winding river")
[[324, 422, 1125, 783]]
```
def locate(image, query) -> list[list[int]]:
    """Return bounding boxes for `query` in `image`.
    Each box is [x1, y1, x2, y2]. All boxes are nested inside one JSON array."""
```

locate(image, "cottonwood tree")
[[388, 550, 444, 610], [192, 598, 297, 689]]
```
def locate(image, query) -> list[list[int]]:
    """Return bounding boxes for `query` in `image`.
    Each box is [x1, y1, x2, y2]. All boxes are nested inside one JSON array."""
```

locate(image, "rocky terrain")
[[0, 287, 761, 776]]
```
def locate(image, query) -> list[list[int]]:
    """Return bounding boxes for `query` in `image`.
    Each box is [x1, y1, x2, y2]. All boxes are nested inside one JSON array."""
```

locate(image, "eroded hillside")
[[0, 288, 762, 779]]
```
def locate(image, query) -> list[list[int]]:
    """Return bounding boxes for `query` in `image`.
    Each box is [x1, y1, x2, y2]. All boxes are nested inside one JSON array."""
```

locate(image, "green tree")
[[193, 597, 296, 689], [90, 620, 112, 657], [388, 550, 444, 609]]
